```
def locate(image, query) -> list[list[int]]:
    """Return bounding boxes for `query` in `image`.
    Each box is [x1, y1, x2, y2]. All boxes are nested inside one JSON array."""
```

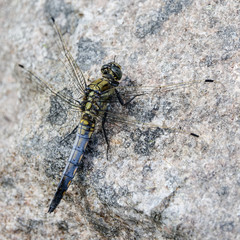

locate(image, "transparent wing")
[[95, 78, 223, 137], [51, 17, 87, 95], [99, 78, 216, 103], [18, 64, 81, 109], [18, 17, 89, 110]]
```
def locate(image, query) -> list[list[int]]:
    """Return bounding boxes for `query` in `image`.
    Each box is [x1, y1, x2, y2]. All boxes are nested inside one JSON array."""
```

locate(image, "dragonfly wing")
[[104, 78, 216, 104], [19, 18, 90, 109], [51, 17, 87, 95], [97, 78, 222, 137], [19, 64, 81, 109]]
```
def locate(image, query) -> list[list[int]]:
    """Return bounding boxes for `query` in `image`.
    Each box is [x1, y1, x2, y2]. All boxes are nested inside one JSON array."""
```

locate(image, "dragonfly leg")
[[115, 89, 143, 106], [102, 111, 110, 160], [60, 125, 78, 144]]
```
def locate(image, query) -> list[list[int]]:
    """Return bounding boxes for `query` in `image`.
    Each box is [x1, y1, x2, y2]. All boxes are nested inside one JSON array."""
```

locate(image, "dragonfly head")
[[101, 62, 122, 82]]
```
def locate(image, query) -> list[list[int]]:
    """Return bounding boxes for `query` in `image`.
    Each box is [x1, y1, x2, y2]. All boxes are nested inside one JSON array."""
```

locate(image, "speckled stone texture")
[[0, 0, 239, 239]]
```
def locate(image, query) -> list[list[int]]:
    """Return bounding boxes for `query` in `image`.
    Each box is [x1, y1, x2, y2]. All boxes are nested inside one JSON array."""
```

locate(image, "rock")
[[1, 0, 239, 239]]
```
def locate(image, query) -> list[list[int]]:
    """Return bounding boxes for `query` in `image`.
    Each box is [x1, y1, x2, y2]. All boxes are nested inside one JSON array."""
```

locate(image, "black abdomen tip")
[[48, 205, 55, 213]]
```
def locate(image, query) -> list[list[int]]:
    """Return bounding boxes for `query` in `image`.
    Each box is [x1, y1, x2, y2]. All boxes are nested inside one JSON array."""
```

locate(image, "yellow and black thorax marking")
[[80, 78, 116, 120]]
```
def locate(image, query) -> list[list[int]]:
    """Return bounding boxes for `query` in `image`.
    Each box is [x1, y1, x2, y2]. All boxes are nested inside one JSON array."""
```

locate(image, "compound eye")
[[101, 64, 109, 74], [103, 69, 108, 74], [111, 66, 122, 80]]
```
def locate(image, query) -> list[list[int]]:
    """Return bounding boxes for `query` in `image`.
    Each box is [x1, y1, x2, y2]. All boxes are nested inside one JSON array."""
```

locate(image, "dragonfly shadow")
[[131, 127, 165, 156], [47, 88, 74, 126]]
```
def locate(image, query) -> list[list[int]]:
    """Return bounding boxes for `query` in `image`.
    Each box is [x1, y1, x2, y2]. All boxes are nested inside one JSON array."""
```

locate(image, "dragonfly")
[[19, 17, 216, 213]]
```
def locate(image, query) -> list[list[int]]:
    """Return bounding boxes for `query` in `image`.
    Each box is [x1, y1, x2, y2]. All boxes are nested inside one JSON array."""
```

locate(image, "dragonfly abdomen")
[[48, 118, 95, 213], [48, 77, 117, 213]]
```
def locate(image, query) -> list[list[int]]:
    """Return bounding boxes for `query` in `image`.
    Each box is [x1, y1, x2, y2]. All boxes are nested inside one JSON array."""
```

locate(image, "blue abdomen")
[[48, 119, 95, 213]]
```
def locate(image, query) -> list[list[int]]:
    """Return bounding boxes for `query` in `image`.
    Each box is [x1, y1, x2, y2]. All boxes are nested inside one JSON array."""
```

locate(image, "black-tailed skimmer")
[[19, 17, 218, 213]]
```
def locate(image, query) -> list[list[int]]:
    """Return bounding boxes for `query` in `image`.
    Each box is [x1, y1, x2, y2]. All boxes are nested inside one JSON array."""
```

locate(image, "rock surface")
[[0, 0, 239, 239]]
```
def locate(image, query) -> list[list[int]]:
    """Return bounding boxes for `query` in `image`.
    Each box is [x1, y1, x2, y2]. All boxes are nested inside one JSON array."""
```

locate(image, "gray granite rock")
[[0, 0, 239, 239]]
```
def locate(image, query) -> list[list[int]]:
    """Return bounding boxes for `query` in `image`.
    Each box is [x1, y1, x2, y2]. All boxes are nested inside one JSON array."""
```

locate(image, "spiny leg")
[[102, 111, 110, 160], [115, 89, 143, 106], [60, 125, 79, 144]]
